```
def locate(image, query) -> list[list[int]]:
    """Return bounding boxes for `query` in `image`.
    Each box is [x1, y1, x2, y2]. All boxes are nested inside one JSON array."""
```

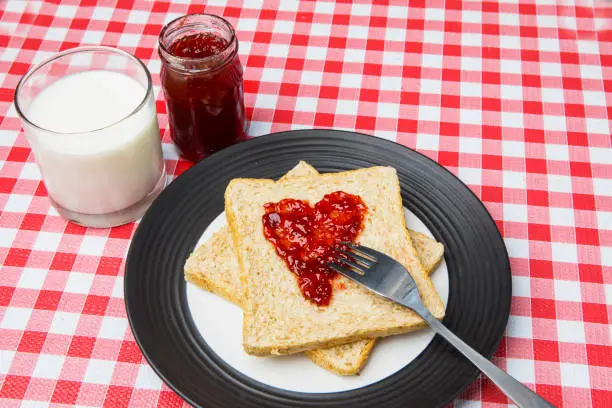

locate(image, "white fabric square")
[[583, 91, 607, 107], [503, 203, 528, 223], [127, 10, 149, 24], [560, 363, 590, 388], [589, 147, 612, 165], [425, 8, 445, 21], [537, 15, 559, 29], [541, 88, 564, 103], [64, 272, 95, 294], [261, 68, 284, 82], [295, 97, 317, 112], [415, 134, 439, 151], [91, 6, 113, 20], [248, 121, 272, 137], [135, 363, 163, 390], [601, 247, 612, 267], [344, 48, 366, 63], [580, 64, 603, 80], [255, 93, 278, 109], [305, 46, 327, 61], [237, 18, 258, 32], [377, 103, 400, 119], [501, 112, 524, 129], [543, 115, 567, 132], [458, 167, 482, 186], [273, 20, 294, 34], [388, 6, 408, 19], [504, 238, 529, 259], [49, 311, 80, 335], [549, 207, 575, 227], [419, 105, 441, 122], [512, 276, 531, 298], [460, 109, 481, 125], [547, 175, 572, 193], [79, 235, 107, 256], [84, 359, 116, 384], [0, 130, 19, 147], [552, 242, 579, 264], [19, 163, 41, 180], [33, 354, 65, 379], [500, 34, 521, 49], [460, 137, 482, 154], [385, 28, 406, 42], [503, 171, 527, 189], [310, 23, 330, 37], [268, 44, 290, 58], [99, 316, 128, 340], [423, 30, 444, 44], [1, 308, 32, 330], [545, 144, 569, 161], [0, 350, 15, 375], [502, 140, 525, 157], [461, 33, 482, 46], [507, 315, 533, 339], [379, 76, 402, 91], [55, 5, 77, 18], [422, 54, 443, 68], [540, 62, 562, 77], [461, 82, 482, 97], [586, 118, 610, 134], [347, 25, 368, 39], [314, 2, 334, 14], [383, 51, 404, 66], [46, 27, 69, 42], [111, 276, 124, 298], [500, 59, 522, 74], [17, 268, 48, 290], [0, 228, 17, 248], [461, 56, 483, 72], [373, 131, 397, 142], [462, 10, 482, 23], [340, 73, 362, 88], [33, 232, 63, 251], [335, 100, 359, 115], [554, 279, 581, 302], [507, 358, 536, 384], [4, 194, 33, 212], [351, 3, 371, 16], [301, 71, 323, 86], [557, 320, 586, 343], [538, 38, 560, 52]]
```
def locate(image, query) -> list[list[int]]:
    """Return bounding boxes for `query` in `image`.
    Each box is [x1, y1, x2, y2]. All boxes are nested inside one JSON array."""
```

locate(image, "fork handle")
[[416, 308, 555, 408]]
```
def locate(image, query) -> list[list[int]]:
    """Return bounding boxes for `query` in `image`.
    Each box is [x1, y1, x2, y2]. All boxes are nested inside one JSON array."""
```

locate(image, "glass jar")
[[158, 14, 247, 162]]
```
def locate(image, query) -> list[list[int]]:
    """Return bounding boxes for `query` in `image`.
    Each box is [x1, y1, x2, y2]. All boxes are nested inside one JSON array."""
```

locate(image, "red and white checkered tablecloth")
[[0, 0, 610, 407]]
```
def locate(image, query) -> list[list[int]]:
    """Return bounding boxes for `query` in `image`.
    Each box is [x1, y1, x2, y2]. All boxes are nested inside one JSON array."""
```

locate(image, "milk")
[[23, 70, 164, 217]]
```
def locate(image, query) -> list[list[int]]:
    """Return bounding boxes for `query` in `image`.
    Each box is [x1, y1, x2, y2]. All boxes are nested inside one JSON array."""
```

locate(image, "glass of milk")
[[15, 46, 166, 228]]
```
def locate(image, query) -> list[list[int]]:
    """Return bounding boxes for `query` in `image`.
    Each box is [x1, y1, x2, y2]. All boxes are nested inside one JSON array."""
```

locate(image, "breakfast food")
[[225, 166, 445, 356], [185, 162, 444, 375]]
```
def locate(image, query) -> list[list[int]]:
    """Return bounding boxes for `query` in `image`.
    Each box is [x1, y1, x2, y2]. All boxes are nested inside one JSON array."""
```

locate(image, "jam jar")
[[158, 14, 246, 162]]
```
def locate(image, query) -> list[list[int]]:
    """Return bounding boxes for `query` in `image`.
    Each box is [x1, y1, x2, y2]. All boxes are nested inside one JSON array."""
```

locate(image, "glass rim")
[[158, 13, 237, 68], [14, 45, 153, 136]]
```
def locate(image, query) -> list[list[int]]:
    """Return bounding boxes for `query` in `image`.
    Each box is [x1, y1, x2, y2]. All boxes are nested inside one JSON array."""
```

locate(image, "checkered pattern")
[[1, 0, 611, 407]]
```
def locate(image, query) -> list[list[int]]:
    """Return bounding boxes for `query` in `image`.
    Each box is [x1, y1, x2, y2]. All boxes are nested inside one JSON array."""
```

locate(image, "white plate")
[[186, 209, 449, 393]]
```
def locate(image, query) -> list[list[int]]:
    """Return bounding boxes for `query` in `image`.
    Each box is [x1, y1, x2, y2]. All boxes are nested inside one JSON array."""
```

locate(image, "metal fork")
[[330, 243, 555, 408]]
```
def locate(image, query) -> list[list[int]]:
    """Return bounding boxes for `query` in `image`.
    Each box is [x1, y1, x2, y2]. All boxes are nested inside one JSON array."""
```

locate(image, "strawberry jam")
[[262, 191, 367, 306], [159, 14, 246, 162]]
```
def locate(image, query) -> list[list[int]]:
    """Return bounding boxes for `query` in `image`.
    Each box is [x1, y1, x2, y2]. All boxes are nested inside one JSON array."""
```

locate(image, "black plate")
[[125, 129, 511, 408]]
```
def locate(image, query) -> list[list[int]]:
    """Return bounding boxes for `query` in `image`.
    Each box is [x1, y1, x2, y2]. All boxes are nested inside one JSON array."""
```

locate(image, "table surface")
[[1, 1, 611, 407]]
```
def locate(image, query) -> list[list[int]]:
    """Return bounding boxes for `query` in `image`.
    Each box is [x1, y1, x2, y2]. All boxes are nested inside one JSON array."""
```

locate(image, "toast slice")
[[185, 164, 444, 374], [225, 166, 446, 356]]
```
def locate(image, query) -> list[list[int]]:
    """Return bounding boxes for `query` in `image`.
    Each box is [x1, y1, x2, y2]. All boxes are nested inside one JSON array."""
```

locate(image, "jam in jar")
[[158, 14, 246, 162]]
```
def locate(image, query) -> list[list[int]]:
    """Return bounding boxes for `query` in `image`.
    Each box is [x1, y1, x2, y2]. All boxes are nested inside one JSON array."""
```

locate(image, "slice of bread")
[[225, 166, 446, 356], [185, 162, 444, 375]]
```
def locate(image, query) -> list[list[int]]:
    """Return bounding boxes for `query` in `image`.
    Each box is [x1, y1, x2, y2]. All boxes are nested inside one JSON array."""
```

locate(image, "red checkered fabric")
[[1, 0, 611, 407]]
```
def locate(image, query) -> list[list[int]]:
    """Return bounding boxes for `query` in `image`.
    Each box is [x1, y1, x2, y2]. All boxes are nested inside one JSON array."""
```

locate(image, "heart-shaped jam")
[[262, 191, 367, 306]]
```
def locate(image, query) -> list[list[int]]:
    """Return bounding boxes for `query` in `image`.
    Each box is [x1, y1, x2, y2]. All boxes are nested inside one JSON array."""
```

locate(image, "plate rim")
[[125, 129, 512, 408]]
